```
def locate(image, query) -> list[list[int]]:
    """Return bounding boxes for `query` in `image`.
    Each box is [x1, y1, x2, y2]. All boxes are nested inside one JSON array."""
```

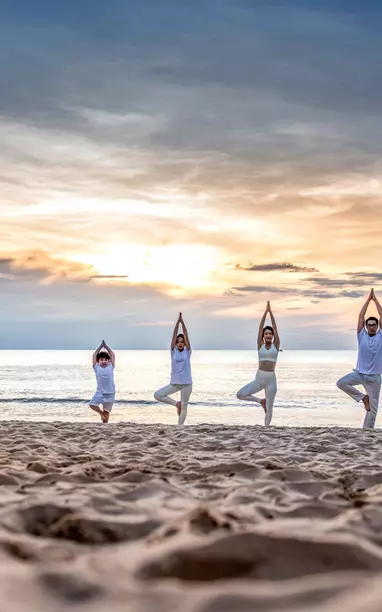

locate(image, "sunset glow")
[[1, 1, 382, 348], [77, 243, 222, 291]]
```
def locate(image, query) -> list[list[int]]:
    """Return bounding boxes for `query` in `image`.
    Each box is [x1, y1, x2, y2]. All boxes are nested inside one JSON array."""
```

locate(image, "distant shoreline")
[[0, 348, 357, 351]]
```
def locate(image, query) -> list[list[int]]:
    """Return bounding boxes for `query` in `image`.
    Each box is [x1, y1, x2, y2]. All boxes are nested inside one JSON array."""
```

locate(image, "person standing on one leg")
[[154, 313, 193, 425], [89, 340, 116, 423], [236, 301, 280, 426], [337, 289, 382, 429]]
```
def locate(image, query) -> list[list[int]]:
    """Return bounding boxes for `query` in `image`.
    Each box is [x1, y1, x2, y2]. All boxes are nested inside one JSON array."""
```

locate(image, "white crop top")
[[258, 343, 278, 363]]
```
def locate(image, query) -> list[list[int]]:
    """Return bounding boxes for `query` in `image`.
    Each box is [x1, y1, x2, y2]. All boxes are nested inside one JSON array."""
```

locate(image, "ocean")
[[0, 349, 373, 427]]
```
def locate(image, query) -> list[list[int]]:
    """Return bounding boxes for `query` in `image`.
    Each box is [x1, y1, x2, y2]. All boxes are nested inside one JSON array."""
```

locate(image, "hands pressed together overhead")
[[366, 288, 381, 312], [368, 289, 376, 302]]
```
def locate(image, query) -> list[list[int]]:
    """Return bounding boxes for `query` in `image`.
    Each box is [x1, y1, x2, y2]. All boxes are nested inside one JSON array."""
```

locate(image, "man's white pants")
[[337, 370, 381, 429]]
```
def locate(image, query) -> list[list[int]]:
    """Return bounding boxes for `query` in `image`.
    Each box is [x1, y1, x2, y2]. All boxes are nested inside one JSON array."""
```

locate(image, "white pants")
[[236, 370, 277, 426], [337, 370, 381, 429], [154, 383, 193, 425]]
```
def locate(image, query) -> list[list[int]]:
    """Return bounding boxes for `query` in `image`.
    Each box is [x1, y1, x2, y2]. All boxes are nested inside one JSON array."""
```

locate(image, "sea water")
[[0, 350, 372, 427]]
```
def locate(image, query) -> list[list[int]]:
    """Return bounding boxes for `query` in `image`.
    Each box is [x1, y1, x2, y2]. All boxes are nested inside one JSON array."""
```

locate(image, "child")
[[89, 340, 115, 423]]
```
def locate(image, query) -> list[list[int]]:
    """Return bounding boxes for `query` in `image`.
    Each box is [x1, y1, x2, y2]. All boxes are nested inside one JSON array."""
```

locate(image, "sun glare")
[[77, 244, 221, 290]]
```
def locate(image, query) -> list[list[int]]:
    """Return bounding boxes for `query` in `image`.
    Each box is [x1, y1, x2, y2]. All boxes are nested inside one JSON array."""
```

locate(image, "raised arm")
[[357, 289, 373, 333], [179, 313, 191, 350], [92, 341, 104, 367], [102, 340, 116, 367], [371, 289, 382, 327], [257, 302, 269, 350], [268, 303, 280, 350], [171, 313, 182, 350]]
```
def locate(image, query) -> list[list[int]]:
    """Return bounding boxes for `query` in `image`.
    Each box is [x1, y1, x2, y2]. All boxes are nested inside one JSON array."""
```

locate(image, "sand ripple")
[[0, 421, 382, 610]]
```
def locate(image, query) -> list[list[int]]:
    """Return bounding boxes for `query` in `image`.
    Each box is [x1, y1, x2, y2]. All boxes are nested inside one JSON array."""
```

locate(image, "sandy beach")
[[0, 421, 382, 610]]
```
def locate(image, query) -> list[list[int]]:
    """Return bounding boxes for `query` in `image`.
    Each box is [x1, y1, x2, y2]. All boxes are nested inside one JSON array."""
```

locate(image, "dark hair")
[[96, 351, 111, 361], [366, 317, 379, 326], [263, 326, 274, 337], [176, 334, 185, 342]]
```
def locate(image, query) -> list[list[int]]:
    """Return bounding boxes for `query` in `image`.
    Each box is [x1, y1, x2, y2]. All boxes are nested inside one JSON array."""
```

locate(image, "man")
[[337, 288, 382, 429]]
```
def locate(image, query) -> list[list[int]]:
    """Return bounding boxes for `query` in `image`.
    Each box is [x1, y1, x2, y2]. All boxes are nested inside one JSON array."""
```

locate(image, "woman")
[[154, 312, 193, 425], [236, 301, 280, 426]]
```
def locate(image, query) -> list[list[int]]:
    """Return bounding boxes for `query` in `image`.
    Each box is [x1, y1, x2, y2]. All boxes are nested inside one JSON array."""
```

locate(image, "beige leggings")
[[237, 370, 277, 426], [154, 383, 193, 425]]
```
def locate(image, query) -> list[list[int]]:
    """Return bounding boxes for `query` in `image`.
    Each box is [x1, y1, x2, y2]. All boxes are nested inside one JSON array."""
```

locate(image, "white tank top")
[[258, 343, 278, 363]]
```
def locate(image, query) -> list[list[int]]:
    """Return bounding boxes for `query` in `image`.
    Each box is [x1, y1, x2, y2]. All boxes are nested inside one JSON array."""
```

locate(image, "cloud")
[[340, 290, 365, 299], [231, 285, 364, 301], [304, 276, 364, 288], [0, 251, 93, 282], [305, 274, 382, 290], [0, 0, 381, 347], [347, 272, 382, 283], [236, 262, 318, 273], [232, 286, 295, 294], [89, 275, 129, 280], [223, 289, 245, 298], [303, 289, 364, 300]]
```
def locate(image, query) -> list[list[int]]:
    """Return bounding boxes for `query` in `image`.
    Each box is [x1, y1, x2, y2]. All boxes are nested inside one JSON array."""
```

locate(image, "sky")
[[1, 0, 382, 349]]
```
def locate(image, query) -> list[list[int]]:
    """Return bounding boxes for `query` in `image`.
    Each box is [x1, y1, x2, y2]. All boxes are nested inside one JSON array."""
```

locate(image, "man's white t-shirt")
[[170, 347, 192, 385], [356, 329, 382, 375], [94, 363, 115, 394]]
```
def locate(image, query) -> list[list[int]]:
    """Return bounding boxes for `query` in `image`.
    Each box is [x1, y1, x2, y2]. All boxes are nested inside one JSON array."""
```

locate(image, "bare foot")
[[362, 394, 370, 412], [176, 401, 182, 416], [260, 398, 267, 413], [100, 410, 107, 423], [90, 405, 104, 421]]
